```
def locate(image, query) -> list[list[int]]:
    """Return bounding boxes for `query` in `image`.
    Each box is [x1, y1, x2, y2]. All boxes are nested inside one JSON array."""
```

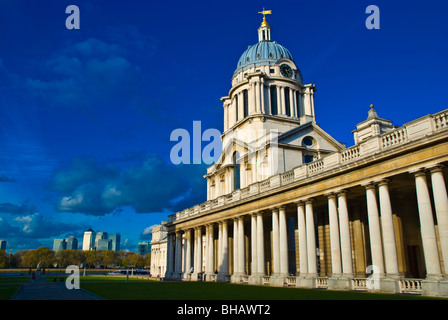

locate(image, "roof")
[[233, 40, 294, 76]]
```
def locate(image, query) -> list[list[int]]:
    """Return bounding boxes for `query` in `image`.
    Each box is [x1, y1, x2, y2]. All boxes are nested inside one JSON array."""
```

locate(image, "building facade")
[[0, 240, 7, 251], [54, 236, 78, 251], [109, 234, 121, 252], [82, 228, 121, 251], [82, 228, 95, 251], [138, 242, 150, 256], [150, 221, 168, 277], [164, 16, 448, 297], [66, 236, 78, 250]]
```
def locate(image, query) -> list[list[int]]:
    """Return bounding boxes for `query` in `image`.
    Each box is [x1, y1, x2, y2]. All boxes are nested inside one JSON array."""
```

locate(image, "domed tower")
[[205, 12, 344, 200], [221, 13, 316, 136]]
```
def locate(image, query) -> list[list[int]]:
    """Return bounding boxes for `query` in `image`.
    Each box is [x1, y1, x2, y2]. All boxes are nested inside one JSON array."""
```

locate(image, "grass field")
[[80, 278, 437, 300], [0, 275, 444, 300]]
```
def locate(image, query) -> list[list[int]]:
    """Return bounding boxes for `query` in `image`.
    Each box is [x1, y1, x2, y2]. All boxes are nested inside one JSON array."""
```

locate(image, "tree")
[[55, 249, 84, 267], [84, 250, 97, 268], [21, 247, 55, 268], [144, 253, 151, 268], [101, 250, 115, 268], [0, 250, 9, 268], [128, 252, 145, 268]]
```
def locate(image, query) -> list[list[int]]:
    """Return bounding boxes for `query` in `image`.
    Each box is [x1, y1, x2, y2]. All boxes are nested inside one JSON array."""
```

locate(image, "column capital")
[[409, 167, 427, 176], [305, 198, 314, 205], [293, 199, 306, 205], [428, 164, 444, 173], [362, 181, 377, 189], [325, 192, 337, 199], [377, 178, 390, 187]]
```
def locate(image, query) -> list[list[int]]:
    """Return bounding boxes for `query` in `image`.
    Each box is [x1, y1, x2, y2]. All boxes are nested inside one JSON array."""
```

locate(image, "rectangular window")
[[303, 155, 314, 164], [296, 91, 300, 117], [235, 95, 239, 122], [270, 86, 278, 115], [285, 89, 290, 117], [243, 90, 249, 118]]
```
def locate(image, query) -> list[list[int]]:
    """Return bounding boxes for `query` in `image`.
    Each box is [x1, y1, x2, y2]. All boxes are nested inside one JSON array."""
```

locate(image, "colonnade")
[[224, 78, 316, 131], [166, 164, 448, 290]]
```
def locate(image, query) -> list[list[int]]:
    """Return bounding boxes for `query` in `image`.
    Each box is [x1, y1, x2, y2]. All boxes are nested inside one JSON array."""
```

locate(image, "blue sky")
[[0, 0, 447, 252]]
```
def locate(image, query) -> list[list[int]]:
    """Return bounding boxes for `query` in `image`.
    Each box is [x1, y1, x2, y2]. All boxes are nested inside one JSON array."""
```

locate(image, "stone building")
[[150, 221, 168, 277], [164, 14, 448, 297]]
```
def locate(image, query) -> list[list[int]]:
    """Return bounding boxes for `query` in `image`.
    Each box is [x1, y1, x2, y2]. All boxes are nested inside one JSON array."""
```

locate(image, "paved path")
[[12, 277, 103, 300]]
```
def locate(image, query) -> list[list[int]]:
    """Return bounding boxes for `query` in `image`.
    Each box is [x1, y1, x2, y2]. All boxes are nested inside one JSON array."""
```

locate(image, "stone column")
[[277, 87, 282, 116], [233, 218, 239, 274], [218, 222, 223, 272], [305, 200, 317, 277], [413, 170, 442, 279], [365, 183, 385, 276], [291, 88, 297, 118], [296, 202, 308, 276], [257, 212, 265, 275], [175, 231, 183, 275], [247, 78, 257, 115], [185, 229, 192, 275], [272, 208, 280, 275], [279, 206, 289, 275], [251, 213, 258, 274], [238, 217, 245, 275], [255, 80, 260, 114], [206, 224, 215, 275], [429, 165, 448, 272], [222, 220, 229, 275], [260, 78, 265, 114], [378, 180, 399, 277], [194, 227, 202, 275], [337, 191, 353, 277], [328, 194, 342, 276], [166, 232, 175, 276]]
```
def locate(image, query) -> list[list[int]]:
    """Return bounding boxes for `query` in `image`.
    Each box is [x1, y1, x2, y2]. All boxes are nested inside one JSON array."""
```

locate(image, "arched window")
[[243, 90, 249, 118], [270, 86, 278, 115], [233, 151, 240, 190]]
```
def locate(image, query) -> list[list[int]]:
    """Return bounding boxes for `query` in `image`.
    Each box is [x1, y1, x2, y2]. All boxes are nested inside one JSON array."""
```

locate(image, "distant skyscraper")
[[53, 239, 67, 252], [66, 236, 78, 250], [138, 242, 150, 256], [82, 228, 95, 251], [109, 234, 121, 252], [96, 238, 111, 251], [0, 240, 7, 251], [94, 232, 107, 250]]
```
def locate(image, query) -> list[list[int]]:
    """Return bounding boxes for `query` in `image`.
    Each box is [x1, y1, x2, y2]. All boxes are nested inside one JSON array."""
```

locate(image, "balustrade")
[[382, 127, 408, 148], [399, 279, 422, 293], [434, 111, 448, 130], [316, 277, 328, 288]]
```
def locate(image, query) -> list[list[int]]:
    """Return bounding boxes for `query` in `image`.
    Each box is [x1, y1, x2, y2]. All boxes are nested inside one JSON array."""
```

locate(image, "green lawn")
[[80, 280, 437, 300], [0, 276, 31, 283], [0, 285, 20, 300]]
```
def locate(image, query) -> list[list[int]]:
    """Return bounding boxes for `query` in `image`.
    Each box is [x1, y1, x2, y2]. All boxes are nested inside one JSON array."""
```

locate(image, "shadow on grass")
[[81, 281, 438, 300]]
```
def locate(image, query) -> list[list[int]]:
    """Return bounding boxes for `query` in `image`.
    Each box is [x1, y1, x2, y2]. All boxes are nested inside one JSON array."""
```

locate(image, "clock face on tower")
[[280, 64, 293, 78]]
